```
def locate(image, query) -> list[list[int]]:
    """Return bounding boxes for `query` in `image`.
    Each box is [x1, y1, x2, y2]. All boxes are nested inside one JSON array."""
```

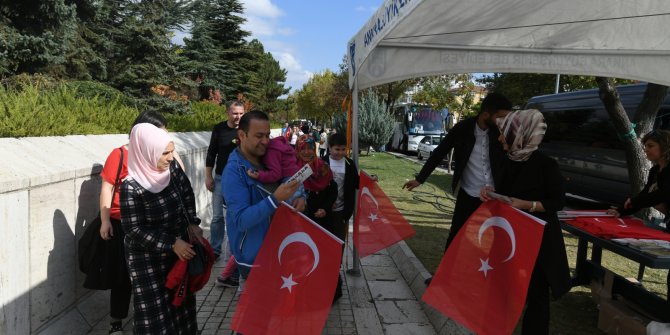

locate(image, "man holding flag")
[[424, 109, 571, 335], [222, 111, 305, 283], [403, 93, 513, 287], [224, 110, 344, 335]]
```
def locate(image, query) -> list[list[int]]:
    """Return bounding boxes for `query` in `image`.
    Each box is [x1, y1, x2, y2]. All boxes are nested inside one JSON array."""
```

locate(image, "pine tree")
[[0, 0, 77, 76], [203, 0, 252, 99], [358, 91, 395, 151], [182, 0, 232, 100], [332, 91, 395, 153], [246, 39, 290, 114]]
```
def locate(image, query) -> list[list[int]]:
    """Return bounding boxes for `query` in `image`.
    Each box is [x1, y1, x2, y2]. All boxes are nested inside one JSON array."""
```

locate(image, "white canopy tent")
[[343, 0, 670, 268], [348, 0, 670, 90]]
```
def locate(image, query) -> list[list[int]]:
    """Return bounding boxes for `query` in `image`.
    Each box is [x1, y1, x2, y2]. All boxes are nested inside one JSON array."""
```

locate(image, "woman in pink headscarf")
[[480, 109, 571, 335], [120, 123, 201, 334]]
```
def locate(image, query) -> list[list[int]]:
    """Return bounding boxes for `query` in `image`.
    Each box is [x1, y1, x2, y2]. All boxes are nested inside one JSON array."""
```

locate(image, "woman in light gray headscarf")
[[481, 109, 571, 335]]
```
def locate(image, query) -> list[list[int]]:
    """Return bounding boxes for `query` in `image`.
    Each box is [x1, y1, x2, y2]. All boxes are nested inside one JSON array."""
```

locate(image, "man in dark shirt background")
[[205, 100, 245, 260]]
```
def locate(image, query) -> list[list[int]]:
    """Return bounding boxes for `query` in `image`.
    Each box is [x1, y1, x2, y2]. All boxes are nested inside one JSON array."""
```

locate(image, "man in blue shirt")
[[223, 111, 305, 280]]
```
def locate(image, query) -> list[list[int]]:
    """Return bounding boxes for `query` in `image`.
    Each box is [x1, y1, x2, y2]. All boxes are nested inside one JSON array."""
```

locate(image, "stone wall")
[[0, 132, 212, 334]]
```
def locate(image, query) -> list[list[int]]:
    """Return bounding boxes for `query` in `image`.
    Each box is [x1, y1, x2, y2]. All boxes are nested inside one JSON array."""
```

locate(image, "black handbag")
[[78, 147, 125, 289], [172, 173, 210, 277]]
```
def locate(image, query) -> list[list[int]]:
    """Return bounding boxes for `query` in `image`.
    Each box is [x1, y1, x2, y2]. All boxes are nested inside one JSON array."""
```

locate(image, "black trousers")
[[329, 210, 349, 300], [109, 218, 132, 320], [110, 283, 132, 319], [444, 188, 483, 251], [521, 264, 551, 335]]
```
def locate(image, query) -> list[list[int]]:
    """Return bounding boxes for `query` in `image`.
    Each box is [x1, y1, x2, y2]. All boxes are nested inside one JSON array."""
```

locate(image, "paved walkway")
[[86, 232, 437, 335]]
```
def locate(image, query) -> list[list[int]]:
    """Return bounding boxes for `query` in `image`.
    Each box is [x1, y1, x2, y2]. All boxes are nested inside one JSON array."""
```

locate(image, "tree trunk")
[[634, 83, 669, 137], [595, 77, 648, 197]]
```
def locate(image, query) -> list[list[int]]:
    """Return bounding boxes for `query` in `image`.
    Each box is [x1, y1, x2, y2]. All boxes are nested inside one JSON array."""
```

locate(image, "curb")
[[386, 241, 474, 335]]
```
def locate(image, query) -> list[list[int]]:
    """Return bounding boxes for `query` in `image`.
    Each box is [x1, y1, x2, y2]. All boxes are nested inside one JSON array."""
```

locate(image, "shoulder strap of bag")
[[111, 147, 124, 196], [172, 166, 195, 228]]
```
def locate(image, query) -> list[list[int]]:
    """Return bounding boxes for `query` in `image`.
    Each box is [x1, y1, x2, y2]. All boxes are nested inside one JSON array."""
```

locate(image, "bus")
[[388, 102, 447, 153], [525, 83, 670, 205]]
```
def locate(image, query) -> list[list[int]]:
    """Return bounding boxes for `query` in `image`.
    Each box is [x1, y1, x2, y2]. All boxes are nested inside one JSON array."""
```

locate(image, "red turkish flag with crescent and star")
[[354, 171, 416, 258], [231, 204, 343, 335], [423, 200, 546, 335]]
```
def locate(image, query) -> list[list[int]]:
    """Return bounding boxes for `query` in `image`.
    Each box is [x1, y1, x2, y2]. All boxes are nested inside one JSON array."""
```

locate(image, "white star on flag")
[[281, 274, 298, 293], [478, 258, 493, 277], [368, 212, 378, 222]]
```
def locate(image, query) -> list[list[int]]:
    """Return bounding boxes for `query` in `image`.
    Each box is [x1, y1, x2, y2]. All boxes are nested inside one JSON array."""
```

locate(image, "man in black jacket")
[[403, 93, 512, 253], [205, 100, 244, 264]]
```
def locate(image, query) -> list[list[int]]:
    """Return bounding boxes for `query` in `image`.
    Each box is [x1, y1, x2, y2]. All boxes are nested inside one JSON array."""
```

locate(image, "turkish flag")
[[423, 201, 546, 335], [231, 204, 343, 335], [565, 216, 670, 241], [354, 171, 416, 258]]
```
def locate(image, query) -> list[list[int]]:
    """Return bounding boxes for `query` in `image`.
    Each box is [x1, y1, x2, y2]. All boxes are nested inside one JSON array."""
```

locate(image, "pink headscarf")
[[127, 123, 173, 193]]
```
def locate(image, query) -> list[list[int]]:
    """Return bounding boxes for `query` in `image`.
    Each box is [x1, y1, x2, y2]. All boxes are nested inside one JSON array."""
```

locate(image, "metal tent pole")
[[347, 79, 361, 276]]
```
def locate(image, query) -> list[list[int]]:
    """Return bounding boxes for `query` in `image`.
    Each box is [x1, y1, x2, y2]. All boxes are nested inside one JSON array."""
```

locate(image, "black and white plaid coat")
[[120, 161, 199, 334]]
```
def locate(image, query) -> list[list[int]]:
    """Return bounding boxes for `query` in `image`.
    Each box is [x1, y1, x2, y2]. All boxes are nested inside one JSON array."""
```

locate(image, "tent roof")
[[347, 0, 670, 89]]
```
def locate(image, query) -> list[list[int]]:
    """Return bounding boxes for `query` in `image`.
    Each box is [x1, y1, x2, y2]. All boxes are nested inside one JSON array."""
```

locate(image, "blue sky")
[[239, 0, 382, 93]]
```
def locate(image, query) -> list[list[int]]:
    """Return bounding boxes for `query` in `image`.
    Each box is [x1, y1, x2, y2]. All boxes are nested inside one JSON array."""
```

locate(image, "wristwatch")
[[529, 201, 537, 213]]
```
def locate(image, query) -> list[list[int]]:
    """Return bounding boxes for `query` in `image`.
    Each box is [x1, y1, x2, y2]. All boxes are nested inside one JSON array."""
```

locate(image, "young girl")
[[295, 135, 337, 226], [248, 135, 301, 185]]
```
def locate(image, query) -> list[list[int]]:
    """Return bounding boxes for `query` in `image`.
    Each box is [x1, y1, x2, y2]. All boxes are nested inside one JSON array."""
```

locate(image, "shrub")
[[66, 80, 136, 106], [0, 84, 139, 137], [165, 101, 226, 132]]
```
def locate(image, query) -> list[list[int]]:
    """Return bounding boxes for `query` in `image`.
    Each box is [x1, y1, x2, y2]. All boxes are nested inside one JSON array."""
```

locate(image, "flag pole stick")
[[347, 80, 361, 276]]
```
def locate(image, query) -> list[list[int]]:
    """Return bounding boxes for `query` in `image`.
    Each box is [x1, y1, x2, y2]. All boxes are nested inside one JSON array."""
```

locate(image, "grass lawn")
[[359, 152, 668, 335]]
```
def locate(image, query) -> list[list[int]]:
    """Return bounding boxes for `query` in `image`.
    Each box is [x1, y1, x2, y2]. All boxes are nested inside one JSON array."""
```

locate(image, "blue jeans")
[[210, 174, 226, 256]]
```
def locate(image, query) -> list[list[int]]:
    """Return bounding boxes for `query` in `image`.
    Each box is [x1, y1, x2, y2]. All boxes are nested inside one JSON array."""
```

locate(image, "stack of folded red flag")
[[564, 216, 670, 241]]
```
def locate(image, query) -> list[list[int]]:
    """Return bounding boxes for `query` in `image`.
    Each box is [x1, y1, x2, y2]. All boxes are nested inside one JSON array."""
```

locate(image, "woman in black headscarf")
[[481, 109, 571, 335]]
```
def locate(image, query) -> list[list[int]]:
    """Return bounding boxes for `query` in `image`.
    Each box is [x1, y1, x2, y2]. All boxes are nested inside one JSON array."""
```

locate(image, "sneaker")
[[216, 275, 239, 288], [109, 322, 123, 335]]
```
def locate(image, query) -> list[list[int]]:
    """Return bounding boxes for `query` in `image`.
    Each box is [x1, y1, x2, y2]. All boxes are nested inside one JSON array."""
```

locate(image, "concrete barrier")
[[0, 132, 212, 334]]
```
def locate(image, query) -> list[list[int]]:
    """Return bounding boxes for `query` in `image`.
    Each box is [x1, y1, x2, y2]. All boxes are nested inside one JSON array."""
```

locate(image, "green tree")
[[62, 0, 108, 80], [333, 91, 395, 154], [205, 0, 252, 100], [477, 73, 635, 106], [246, 39, 290, 115], [182, 0, 233, 99], [412, 74, 478, 115], [294, 69, 342, 123], [0, 0, 77, 76], [107, 1, 190, 96], [371, 79, 419, 115]]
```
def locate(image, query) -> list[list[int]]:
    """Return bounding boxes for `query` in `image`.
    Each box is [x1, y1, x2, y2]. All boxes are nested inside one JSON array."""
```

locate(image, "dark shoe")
[[332, 289, 343, 305], [216, 275, 239, 288], [214, 253, 221, 261], [424, 277, 432, 285], [109, 321, 123, 335], [332, 275, 343, 304]]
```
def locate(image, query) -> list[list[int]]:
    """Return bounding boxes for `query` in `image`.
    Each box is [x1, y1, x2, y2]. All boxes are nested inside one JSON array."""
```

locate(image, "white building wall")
[[0, 131, 212, 334]]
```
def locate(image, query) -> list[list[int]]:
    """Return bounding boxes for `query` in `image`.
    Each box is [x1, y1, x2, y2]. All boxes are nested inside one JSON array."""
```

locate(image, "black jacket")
[[618, 165, 670, 218], [416, 117, 505, 191], [496, 152, 572, 299], [305, 180, 338, 224], [206, 121, 238, 175], [323, 156, 360, 222]]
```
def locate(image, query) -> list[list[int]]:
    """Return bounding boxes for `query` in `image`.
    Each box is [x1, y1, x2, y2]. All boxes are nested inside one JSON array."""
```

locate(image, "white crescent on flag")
[[477, 216, 517, 262], [278, 232, 320, 276], [360, 186, 379, 208]]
